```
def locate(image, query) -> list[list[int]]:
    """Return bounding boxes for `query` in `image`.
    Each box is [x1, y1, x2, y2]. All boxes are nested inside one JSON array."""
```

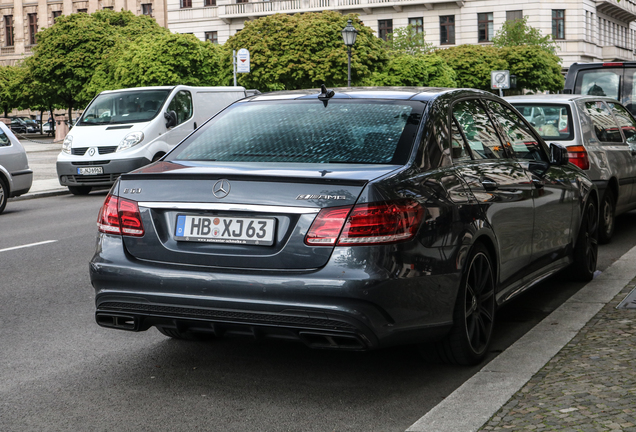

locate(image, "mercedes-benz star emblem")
[[213, 179, 231, 199]]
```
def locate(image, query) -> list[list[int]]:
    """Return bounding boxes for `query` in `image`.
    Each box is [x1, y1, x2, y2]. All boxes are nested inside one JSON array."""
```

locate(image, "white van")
[[56, 85, 247, 195]]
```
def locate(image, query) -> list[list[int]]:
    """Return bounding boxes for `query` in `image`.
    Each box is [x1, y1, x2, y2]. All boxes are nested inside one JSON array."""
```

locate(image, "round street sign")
[[491, 70, 510, 90]]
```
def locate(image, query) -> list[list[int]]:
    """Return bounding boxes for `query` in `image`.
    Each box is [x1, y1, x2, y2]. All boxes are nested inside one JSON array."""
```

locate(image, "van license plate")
[[77, 167, 103, 175], [175, 215, 275, 246]]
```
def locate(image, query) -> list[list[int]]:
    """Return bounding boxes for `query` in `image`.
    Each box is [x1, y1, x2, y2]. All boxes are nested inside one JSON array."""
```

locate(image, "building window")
[[52, 11, 62, 22], [478, 12, 493, 42], [204, 0, 216, 5], [77, 8, 88, 13], [236, 0, 248, 3], [28, 13, 37, 45], [440, 15, 455, 45], [141, 3, 152, 15], [506, 10, 522, 22], [102, 6, 113, 10], [4, 16, 13, 47], [180, 0, 192, 8], [552, 10, 565, 39], [408, 17, 423, 35], [378, 19, 393, 41], [204, 31, 218, 43]]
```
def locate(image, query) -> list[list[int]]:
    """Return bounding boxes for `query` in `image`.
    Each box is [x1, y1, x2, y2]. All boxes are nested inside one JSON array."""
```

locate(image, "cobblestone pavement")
[[480, 278, 636, 432]]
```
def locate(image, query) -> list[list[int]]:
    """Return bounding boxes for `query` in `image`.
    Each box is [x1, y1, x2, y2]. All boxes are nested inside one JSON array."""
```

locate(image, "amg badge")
[[296, 194, 347, 200]]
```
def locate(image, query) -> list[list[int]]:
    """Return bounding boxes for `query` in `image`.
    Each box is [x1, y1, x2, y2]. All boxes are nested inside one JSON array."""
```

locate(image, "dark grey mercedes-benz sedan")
[[90, 87, 598, 365]]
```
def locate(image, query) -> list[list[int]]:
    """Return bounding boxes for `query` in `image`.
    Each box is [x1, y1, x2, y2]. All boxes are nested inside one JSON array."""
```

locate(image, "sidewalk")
[[13, 134, 69, 200], [408, 247, 636, 432]]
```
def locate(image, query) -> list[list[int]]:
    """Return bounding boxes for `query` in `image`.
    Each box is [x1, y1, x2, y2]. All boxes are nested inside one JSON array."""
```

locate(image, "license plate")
[[175, 215, 275, 246], [77, 167, 103, 175]]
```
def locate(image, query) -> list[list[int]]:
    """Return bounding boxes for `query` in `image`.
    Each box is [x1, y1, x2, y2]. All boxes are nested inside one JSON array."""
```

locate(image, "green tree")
[[222, 11, 387, 90], [368, 53, 457, 87], [435, 45, 508, 90], [0, 65, 26, 117], [385, 25, 433, 56], [492, 16, 557, 55], [503, 45, 564, 93], [27, 10, 166, 120]]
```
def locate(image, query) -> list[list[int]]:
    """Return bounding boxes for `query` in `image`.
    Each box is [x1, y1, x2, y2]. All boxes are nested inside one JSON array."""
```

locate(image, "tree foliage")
[[368, 53, 457, 87], [223, 11, 387, 90], [502, 45, 564, 93], [435, 45, 507, 90], [385, 25, 433, 56], [492, 16, 557, 55]]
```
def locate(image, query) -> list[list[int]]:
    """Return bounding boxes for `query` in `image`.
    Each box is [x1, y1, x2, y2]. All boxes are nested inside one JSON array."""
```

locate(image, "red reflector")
[[97, 194, 145, 237], [603, 62, 623, 67], [567, 145, 590, 170], [305, 206, 352, 245], [339, 200, 423, 246]]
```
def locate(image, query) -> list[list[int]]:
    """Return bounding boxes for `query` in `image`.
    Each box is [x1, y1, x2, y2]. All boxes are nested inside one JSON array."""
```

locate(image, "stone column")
[[14, 0, 24, 54]]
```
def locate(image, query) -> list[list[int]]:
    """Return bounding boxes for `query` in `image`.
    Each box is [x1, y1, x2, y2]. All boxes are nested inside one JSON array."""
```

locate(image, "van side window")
[[452, 99, 505, 159], [608, 102, 636, 144], [584, 101, 623, 143], [168, 91, 193, 126], [485, 100, 547, 162]]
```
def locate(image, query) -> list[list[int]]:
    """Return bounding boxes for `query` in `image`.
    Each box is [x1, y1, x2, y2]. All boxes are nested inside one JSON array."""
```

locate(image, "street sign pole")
[[233, 50, 237, 87]]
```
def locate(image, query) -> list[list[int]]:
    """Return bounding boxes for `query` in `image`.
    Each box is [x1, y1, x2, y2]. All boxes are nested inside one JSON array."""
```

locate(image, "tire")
[[68, 185, 92, 195], [151, 153, 165, 162], [157, 326, 215, 341], [420, 243, 496, 365], [598, 189, 615, 244], [0, 177, 7, 214], [570, 197, 599, 282]]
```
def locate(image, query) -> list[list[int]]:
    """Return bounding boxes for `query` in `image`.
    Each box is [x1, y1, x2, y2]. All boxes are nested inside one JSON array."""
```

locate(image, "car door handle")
[[532, 179, 545, 189], [481, 179, 498, 191], [194, 122, 197, 130]]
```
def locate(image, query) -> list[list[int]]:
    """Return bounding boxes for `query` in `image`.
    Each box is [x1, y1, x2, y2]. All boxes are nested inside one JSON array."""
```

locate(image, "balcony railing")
[[596, 0, 636, 23], [168, 5, 219, 22], [220, 0, 456, 19], [0, 46, 14, 55]]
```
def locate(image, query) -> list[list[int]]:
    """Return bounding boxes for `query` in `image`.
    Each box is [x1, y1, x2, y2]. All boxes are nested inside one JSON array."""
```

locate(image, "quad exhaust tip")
[[96, 313, 139, 331]]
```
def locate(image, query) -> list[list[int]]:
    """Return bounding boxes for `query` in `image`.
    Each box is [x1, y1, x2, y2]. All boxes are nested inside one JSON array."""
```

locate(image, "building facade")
[[0, 0, 168, 65], [166, 0, 636, 68]]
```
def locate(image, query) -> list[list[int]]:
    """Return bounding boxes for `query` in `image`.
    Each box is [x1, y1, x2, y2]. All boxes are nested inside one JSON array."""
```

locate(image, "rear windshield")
[[79, 89, 171, 125], [169, 99, 424, 164], [511, 103, 574, 141], [574, 69, 620, 100]]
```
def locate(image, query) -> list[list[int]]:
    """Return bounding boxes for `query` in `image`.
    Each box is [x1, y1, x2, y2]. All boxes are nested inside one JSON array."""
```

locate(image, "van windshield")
[[79, 89, 171, 125]]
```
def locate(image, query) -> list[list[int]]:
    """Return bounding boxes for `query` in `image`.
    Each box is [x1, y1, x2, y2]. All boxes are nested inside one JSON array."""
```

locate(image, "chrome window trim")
[[138, 202, 320, 214]]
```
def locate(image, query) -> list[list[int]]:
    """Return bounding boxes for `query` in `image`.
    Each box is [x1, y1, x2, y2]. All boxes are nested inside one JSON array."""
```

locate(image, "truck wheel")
[[68, 186, 92, 195]]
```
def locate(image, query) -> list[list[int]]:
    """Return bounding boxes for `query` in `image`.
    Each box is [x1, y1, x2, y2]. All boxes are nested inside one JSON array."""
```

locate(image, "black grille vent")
[[68, 174, 122, 183], [100, 302, 356, 330]]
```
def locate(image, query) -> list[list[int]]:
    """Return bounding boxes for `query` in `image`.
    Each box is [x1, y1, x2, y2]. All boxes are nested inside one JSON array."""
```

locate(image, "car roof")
[[244, 87, 494, 103], [504, 94, 621, 104]]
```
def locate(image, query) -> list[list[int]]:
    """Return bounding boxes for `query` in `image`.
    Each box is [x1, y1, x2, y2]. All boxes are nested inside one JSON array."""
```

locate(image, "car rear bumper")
[[90, 235, 458, 350], [57, 157, 150, 187]]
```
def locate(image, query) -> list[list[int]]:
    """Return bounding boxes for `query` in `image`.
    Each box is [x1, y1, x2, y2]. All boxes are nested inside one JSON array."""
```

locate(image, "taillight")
[[305, 200, 423, 246], [567, 145, 590, 170], [97, 194, 145, 237]]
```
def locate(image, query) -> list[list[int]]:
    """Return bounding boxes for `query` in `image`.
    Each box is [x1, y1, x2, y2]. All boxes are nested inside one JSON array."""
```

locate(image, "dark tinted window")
[[486, 101, 547, 162], [512, 103, 573, 140], [171, 100, 422, 164], [168, 90, 193, 125], [584, 101, 622, 143], [453, 99, 504, 159]]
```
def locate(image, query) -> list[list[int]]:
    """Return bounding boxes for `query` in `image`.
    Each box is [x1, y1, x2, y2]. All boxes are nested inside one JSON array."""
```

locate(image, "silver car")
[[0, 122, 33, 213], [506, 94, 636, 243]]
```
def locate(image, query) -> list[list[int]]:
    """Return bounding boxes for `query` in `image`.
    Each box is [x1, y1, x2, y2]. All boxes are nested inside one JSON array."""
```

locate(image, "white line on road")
[[0, 240, 57, 253]]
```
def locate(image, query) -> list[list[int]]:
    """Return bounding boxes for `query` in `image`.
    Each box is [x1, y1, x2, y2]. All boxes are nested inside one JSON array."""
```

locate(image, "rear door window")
[[486, 101, 547, 162], [584, 101, 623, 143], [608, 102, 636, 144], [576, 69, 621, 100], [452, 99, 505, 160], [450, 118, 472, 162]]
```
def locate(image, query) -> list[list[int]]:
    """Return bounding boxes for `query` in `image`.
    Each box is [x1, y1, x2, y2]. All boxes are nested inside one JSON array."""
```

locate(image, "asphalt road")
[[2, 193, 636, 432]]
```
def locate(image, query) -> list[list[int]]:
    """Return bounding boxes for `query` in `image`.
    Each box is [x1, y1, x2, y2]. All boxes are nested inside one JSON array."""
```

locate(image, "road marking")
[[0, 240, 57, 253]]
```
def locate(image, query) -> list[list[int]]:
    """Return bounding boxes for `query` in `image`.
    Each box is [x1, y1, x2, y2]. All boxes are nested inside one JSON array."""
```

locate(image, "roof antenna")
[[318, 84, 335, 107]]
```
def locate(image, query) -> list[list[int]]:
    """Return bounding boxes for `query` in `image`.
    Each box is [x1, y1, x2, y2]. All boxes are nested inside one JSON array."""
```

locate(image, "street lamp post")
[[341, 20, 358, 88]]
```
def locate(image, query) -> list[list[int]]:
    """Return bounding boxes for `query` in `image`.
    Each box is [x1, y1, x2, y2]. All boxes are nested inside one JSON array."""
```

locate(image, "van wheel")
[[419, 243, 495, 365], [0, 177, 7, 214], [598, 189, 615, 244], [68, 186, 92, 195]]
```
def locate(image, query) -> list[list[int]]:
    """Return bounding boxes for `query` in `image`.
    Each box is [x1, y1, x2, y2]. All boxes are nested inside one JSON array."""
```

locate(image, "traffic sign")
[[491, 70, 510, 90], [237, 48, 250, 73]]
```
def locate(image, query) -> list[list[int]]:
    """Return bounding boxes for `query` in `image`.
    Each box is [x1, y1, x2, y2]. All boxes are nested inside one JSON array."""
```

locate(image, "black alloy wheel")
[[598, 189, 615, 244], [421, 243, 496, 365], [0, 177, 7, 214], [570, 198, 599, 281]]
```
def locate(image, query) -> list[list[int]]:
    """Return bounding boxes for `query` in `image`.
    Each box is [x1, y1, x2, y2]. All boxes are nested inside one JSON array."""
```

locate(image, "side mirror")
[[550, 143, 569, 166], [164, 110, 177, 128]]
